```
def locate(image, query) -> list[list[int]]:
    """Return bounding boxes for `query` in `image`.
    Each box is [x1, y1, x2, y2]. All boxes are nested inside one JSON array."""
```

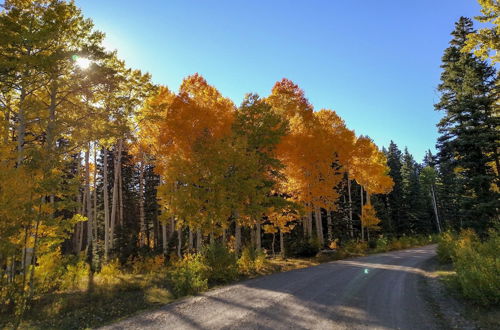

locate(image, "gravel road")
[[101, 245, 438, 330]]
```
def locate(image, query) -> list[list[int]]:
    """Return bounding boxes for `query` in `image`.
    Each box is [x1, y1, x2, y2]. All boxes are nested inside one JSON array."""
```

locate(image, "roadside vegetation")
[[1, 235, 436, 329], [437, 228, 500, 307], [435, 228, 500, 329]]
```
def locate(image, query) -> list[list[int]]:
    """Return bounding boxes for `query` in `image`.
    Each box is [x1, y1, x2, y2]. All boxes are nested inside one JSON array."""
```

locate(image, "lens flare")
[[74, 56, 91, 69]]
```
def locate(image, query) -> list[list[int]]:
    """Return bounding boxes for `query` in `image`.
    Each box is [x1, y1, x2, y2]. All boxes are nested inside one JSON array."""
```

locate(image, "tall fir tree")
[[435, 17, 499, 231]]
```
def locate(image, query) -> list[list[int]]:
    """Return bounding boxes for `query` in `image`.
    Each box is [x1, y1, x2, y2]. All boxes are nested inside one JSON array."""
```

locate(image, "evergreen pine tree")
[[435, 17, 499, 231]]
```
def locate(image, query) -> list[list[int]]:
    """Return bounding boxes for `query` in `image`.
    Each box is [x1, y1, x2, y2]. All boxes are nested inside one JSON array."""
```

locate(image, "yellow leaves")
[[268, 81, 345, 210], [361, 204, 381, 230], [464, 1, 500, 63], [141, 75, 394, 237], [152, 74, 235, 159], [350, 136, 394, 195], [266, 207, 298, 233]]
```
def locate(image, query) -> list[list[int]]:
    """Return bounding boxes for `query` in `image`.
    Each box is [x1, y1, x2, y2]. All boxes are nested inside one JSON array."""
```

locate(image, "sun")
[[75, 56, 91, 69]]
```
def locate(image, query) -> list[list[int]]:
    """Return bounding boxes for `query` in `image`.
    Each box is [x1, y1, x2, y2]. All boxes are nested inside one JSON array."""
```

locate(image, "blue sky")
[[75, 0, 482, 162]]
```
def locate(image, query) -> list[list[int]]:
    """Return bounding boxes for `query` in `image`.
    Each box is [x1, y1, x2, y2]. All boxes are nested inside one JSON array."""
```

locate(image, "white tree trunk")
[[326, 210, 333, 243], [360, 185, 364, 241], [162, 222, 167, 255], [138, 159, 146, 246], [110, 140, 122, 249], [196, 229, 202, 251], [347, 175, 353, 238], [315, 207, 324, 245], [188, 227, 193, 251], [255, 223, 262, 251], [85, 148, 93, 250], [177, 227, 182, 258], [279, 230, 285, 258], [103, 149, 110, 260], [307, 211, 313, 239], [235, 221, 241, 255], [431, 185, 441, 233], [118, 160, 123, 227], [93, 146, 98, 243]]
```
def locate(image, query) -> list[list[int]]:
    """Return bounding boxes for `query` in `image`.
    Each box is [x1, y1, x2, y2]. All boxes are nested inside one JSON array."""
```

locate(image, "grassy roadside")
[[422, 258, 500, 330], [1, 238, 436, 329]]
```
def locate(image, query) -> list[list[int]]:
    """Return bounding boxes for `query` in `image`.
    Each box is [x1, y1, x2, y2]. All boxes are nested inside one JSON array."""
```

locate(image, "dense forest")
[[0, 0, 498, 326]]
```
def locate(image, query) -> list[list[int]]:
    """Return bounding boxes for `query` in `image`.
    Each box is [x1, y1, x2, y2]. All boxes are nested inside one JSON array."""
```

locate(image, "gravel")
[[101, 245, 440, 330]]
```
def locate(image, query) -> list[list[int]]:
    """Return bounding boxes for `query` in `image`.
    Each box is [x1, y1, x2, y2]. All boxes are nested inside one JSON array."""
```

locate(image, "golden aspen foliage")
[[464, 0, 500, 63], [350, 136, 394, 195], [361, 204, 382, 231]]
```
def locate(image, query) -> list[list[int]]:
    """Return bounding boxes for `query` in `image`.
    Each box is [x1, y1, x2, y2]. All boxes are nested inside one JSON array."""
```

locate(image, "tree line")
[[0, 0, 498, 318]]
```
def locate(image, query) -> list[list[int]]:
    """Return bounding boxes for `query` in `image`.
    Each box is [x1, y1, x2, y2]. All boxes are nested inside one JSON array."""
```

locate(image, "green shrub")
[[288, 238, 320, 258], [169, 254, 208, 297], [60, 258, 89, 291], [437, 229, 479, 264], [453, 230, 499, 306], [238, 246, 267, 274], [437, 231, 456, 263], [343, 241, 368, 256], [374, 236, 389, 252], [201, 242, 238, 284], [368, 240, 377, 249], [399, 236, 412, 249]]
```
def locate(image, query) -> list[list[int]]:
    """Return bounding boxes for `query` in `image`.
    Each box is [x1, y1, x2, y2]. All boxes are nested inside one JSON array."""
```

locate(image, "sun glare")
[[75, 57, 91, 69]]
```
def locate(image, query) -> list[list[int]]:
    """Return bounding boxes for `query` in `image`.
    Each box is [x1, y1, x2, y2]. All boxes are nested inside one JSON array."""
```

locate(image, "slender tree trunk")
[[279, 230, 285, 258], [196, 229, 202, 251], [85, 148, 93, 251], [28, 218, 40, 299], [255, 223, 261, 251], [188, 228, 194, 251], [162, 222, 167, 255], [110, 140, 122, 249], [272, 232, 276, 257], [430, 185, 441, 233], [326, 210, 333, 243], [235, 221, 241, 255], [169, 217, 175, 238], [16, 88, 26, 165], [74, 155, 82, 253], [302, 217, 308, 237], [315, 207, 324, 245], [118, 161, 123, 227], [250, 228, 255, 250], [138, 159, 146, 246], [366, 191, 371, 240], [360, 186, 364, 241], [307, 211, 313, 239], [347, 175, 353, 238], [177, 228, 182, 258], [234, 211, 242, 254], [93, 146, 98, 243], [103, 149, 110, 260]]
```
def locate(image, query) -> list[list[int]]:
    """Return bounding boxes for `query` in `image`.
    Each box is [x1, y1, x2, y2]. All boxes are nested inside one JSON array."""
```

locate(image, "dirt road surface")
[[101, 245, 438, 330]]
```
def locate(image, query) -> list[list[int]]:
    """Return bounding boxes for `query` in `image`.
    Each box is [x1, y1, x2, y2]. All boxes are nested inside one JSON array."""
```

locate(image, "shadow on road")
[[108, 245, 438, 330]]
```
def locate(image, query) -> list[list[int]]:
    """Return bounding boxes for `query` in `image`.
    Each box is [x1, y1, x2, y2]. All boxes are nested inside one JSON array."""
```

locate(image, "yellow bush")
[[344, 241, 368, 255], [170, 254, 208, 297], [60, 259, 89, 291], [95, 259, 123, 286], [238, 247, 267, 274], [453, 229, 499, 306], [128, 255, 166, 274], [35, 249, 65, 294]]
